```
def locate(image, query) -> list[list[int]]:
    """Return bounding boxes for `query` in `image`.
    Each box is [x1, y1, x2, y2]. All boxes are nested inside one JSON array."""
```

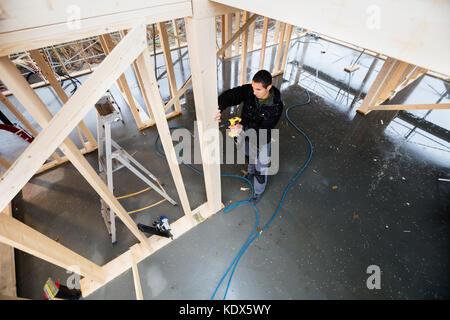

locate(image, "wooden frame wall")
[[216, 9, 448, 113], [357, 57, 449, 114], [217, 11, 295, 84], [0, 0, 226, 298], [0, 21, 193, 174]]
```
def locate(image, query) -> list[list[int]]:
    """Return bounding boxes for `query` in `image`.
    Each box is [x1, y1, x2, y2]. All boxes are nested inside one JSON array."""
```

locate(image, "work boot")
[[242, 170, 254, 181], [250, 193, 262, 204]]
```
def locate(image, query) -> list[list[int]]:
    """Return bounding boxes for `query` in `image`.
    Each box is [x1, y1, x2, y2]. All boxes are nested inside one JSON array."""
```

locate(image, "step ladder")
[[95, 94, 177, 243]]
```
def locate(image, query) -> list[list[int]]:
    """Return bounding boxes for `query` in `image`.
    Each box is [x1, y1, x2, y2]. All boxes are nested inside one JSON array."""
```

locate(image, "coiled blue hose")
[[153, 89, 312, 300]]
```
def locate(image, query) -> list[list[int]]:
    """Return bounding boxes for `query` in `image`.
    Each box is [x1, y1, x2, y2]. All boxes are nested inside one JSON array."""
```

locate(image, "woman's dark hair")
[[252, 70, 272, 88]]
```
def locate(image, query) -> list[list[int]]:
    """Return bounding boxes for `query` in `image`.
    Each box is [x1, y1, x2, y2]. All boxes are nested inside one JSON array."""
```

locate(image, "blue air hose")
[[153, 89, 312, 300]]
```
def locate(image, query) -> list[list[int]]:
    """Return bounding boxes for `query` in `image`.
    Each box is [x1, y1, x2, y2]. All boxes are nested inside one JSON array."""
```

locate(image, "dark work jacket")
[[218, 84, 284, 147]]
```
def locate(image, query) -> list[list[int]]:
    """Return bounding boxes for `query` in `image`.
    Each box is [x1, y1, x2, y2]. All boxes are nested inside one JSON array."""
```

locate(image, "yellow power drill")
[[221, 116, 242, 137]]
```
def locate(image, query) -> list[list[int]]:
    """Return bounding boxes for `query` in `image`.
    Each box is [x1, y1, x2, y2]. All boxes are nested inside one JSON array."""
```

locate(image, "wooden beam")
[[273, 22, 286, 74], [172, 19, 181, 48], [0, 212, 105, 284], [368, 103, 450, 111], [0, 55, 152, 250], [164, 77, 192, 111], [0, 294, 29, 300], [0, 0, 192, 56], [120, 30, 156, 122], [216, 13, 258, 58], [357, 57, 427, 115], [388, 67, 428, 99], [157, 22, 181, 113], [167, 32, 186, 43], [357, 57, 397, 115], [224, 14, 233, 58], [75, 40, 93, 72], [279, 24, 293, 74], [29, 49, 98, 150], [0, 92, 37, 137], [221, 15, 226, 54], [98, 33, 151, 130], [0, 202, 16, 297], [50, 46, 71, 76], [273, 21, 281, 44], [185, 16, 223, 215], [233, 12, 241, 56], [239, 12, 250, 85], [247, 14, 256, 52], [130, 247, 144, 300], [0, 23, 147, 212], [191, 0, 239, 19], [374, 62, 413, 106], [135, 47, 194, 223], [35, 145, 94, 175], [258, 17, 269, 70]]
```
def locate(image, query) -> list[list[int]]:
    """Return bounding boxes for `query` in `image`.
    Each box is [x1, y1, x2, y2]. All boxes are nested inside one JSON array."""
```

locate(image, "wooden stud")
[[157, 22, 182, 113], [259, 17, 269, 70], [248, 14, 255, 52], [0, 203, 15, 297], [50, 46, 71, 76], [75, 40, 93, 72], [357, 57, 424, 114], [224, 14, 233, 58], [393, 67, 428, 96], [29, 47, 87, 149], [185, 16, 223, 215], [98, 33, 150, 130], [240, 12, 250, 85], [375, 62, 413, 105], [221, 15, 226, 55], [120, 30, 156, 122], [216, 13, 258, 58], [234, 11, 241, 56], [130, 247, 144, 300], [368, 103, 450, 111], [167, 33, 187, 43], [29, 49, 98, 151], [164, 77, 192, 111], [273, 21, 281, 44], [273, 22, 286, 74], [357, 57, 396, 114], [279, 24, 293, 74], [0, 92, 37, 137], [172, 19, 181, 48], [35, 146, 94, 175], [135, 47, 194, 223]]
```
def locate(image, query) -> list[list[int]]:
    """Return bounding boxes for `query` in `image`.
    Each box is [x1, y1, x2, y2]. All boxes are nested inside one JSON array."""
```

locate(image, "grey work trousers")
[[245, 140, 271, 195]]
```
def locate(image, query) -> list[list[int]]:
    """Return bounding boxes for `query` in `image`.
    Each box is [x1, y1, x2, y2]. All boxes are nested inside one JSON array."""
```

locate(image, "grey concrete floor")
[[1, 38, 449, 300]]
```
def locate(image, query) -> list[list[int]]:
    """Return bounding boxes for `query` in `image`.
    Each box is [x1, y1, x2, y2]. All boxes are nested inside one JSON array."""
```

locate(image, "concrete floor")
[[1, 37, 449, 300]]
